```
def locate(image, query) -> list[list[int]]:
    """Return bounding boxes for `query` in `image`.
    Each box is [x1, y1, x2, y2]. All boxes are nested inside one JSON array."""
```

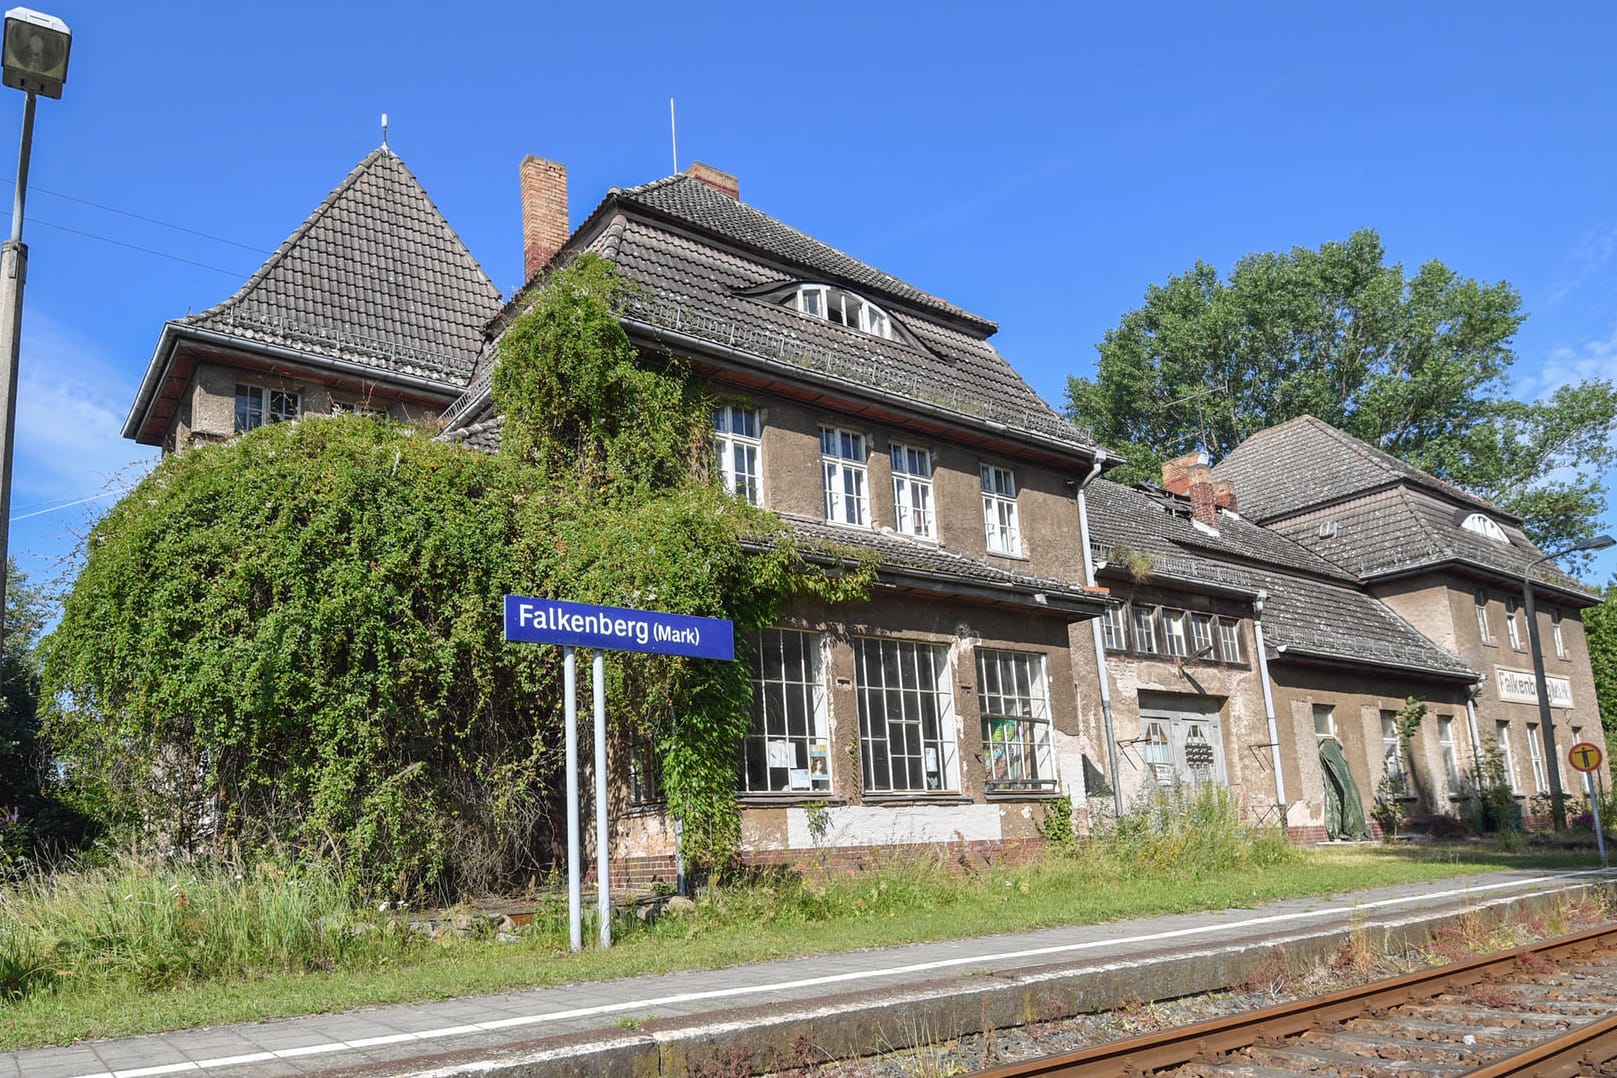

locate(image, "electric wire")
[[0, 175, 269, 253], [29, 217, 249, 276], [10, 486, 133, 523]]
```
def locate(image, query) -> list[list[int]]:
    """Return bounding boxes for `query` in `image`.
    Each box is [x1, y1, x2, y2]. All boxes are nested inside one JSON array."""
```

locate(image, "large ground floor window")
[[977, 648, 1054, 791], [855, 637, 957, 793], [739, 629, 830, 793]]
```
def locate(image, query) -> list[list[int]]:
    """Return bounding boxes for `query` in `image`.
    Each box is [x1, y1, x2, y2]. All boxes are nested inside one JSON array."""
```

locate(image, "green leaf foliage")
[[44, 255, 872, 898], [1587, 580, 1616, 759], [1066, 228, 1617, 555]]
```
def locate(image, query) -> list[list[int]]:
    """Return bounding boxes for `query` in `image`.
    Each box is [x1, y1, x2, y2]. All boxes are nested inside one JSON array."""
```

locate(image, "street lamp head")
[[1581, 534, 1617, 553], [1, 7, 68, 100]]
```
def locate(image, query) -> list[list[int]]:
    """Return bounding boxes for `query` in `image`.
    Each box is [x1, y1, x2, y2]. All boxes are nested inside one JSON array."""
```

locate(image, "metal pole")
[[1074, 482, 1123, 818], [593, 650, 610, 948], [1252, 599, 1288, 826], [1522, 575, 1566, 829], [1588, 770, 1607, 868], [0, 91, 37, 664], [564, 645, 581, 952]]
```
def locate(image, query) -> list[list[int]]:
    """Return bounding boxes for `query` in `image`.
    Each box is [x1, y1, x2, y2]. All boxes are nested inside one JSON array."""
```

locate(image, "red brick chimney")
[[1161, 451, 1220, 529], [520, 155, 568, 284], [685, 161, 739, 199], [1213, 480, 1237, 515]]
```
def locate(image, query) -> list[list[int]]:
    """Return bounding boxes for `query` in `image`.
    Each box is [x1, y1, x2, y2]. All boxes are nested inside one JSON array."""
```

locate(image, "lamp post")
[[1523, 533, 1615, 830], [0, 6, 69, 662]]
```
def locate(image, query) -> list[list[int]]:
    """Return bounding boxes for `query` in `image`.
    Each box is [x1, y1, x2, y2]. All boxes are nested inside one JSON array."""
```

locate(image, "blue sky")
[[3, 1, 1616, 590]]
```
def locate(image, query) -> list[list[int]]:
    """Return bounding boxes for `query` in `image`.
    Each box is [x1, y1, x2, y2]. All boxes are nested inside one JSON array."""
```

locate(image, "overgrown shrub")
[[1096, 783, 1295, 875]]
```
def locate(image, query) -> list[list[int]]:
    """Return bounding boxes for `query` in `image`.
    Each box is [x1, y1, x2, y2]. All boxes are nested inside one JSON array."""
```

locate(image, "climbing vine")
[[45, 254, 874, 896]]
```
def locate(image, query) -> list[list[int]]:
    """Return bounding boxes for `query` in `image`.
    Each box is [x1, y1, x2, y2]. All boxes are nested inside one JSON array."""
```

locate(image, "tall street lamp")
[[1524, 532, 1615, 830], [0, 6, 69, 662]]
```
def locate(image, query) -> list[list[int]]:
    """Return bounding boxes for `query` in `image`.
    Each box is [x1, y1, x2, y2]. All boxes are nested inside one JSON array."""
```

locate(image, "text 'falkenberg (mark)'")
[[511, 603, 702, 647]]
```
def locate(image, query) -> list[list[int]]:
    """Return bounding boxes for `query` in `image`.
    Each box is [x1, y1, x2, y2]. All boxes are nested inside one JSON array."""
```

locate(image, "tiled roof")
[[1083, 479, 1474, 680], [774, 514, 1102, 609], [186, 148, 503, 385], [612, 175, 995, 332], [1213, 415, 1502, 524], [1270, 487, 1594, 598]]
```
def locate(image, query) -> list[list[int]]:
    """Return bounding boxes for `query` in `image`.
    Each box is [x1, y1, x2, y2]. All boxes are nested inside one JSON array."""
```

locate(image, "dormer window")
[[1460, 513, 1510, 544], [786, 284, 893, 340]]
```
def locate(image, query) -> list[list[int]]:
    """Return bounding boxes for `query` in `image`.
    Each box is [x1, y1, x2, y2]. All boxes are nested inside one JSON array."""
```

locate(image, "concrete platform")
[[7, 867, 1610, 1078]]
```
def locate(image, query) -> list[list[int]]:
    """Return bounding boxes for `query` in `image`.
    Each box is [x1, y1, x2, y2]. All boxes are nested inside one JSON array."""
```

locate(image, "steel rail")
[[967, 923, 1617, 1077], [1467, 1012, 1617, 1077]]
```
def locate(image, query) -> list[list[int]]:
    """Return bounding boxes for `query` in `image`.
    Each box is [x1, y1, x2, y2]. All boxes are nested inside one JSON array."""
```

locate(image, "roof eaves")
[[1270, 643, 1479, 684]]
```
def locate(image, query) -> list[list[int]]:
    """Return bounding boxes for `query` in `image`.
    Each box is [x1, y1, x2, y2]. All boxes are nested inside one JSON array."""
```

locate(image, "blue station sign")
[[503, 596, 735, 661]]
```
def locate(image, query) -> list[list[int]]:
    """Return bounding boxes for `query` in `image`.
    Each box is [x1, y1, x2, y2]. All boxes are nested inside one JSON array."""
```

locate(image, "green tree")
[[0, 559, 95, 874], [1588, 581, 1616, 758], [1066, 228, 1617, 555], [44, 256, 872, 897]]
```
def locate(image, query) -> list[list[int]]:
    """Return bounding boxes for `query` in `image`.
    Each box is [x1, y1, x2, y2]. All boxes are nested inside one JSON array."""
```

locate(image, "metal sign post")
[[1568, 741, 1607, 869], [504, 596, 735, 951]]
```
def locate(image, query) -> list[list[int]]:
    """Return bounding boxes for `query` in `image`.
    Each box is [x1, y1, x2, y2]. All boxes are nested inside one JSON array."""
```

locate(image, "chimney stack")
[[1161, 451, 1221, 530], [520, 155, 568, 285], [685, 161, 739, 199]]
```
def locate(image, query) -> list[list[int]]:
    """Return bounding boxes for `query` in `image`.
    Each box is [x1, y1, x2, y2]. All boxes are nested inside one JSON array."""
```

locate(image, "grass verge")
[[0, 839, 1600, 1051]]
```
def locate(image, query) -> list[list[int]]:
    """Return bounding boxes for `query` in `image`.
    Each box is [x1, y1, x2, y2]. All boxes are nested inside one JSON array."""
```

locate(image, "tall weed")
[[1097, 784, 1295, 875]]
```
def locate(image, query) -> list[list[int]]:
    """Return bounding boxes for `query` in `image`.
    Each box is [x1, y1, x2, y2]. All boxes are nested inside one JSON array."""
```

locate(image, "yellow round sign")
[[1568, 741, 1604, 773]]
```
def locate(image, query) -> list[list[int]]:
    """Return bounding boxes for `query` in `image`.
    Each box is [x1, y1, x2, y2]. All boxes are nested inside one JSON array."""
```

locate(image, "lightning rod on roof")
[[381, 112, 389, 149], [670, 97, 678, 174]]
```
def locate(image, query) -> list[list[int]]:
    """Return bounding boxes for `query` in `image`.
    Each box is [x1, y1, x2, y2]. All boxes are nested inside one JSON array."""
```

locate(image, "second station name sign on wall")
[[503, 596, 735, 661], [1494, 666, 1574, 709]]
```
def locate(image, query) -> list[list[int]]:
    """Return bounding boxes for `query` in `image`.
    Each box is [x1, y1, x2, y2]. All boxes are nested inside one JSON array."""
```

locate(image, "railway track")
[[968, 923, 1617, 1077]]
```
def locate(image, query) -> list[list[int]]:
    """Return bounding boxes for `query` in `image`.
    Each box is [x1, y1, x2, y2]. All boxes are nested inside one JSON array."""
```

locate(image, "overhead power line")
[[31, 218, 248, 276], [10, 486, 132, 523], [0, 175, 270, 253]]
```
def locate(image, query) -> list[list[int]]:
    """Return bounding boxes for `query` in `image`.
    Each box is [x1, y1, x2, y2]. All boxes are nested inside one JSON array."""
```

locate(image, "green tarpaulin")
[[1320, 737, 1371, 841]]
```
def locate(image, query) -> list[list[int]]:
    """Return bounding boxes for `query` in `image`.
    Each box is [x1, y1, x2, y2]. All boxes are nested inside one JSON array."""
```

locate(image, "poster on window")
[[809, 741, 830, 786], [789, 768, 811, 791], [987, 718, 1018, 780], [925, 746, 940, 789], [767, 740, 795, 769]]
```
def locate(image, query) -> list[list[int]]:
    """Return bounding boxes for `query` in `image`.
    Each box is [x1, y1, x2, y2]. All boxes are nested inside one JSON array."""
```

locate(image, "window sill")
[[737, 794, 842, 808], [860, 792, 973, 806], [984, 788, 1062, 801], [985, 550, 1029, 563]]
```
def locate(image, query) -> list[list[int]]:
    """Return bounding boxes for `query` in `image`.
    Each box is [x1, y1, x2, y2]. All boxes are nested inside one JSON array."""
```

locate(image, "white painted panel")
[[786, 804, 1001, 849]]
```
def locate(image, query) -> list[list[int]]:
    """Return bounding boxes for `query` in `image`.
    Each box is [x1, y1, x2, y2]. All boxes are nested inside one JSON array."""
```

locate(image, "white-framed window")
[[714, 406, 763, 507], [787, 284, 894, 340], [740, 629, 830, 794], [1527, 723, 1547, 792], [855, 637, 957, 793], [1505, 598, 1524, 650], [1552, 610, 1567, 660], [980, 464, 1020, 556], [234, 384, 299, 433], [889, 443, 935, 539], [1131, 606, 1159, 654], [1460, 513, 1511, 544], [331, 399, 387, 418], [821, 427, 869, 526], [1380, 710, 1404, 784], [1216, 617, 1243, 663], [1438, 716, 1460, 790], [1313, 704, 1336, 740], [1161, 611, 1189, 657], [977, 649, 1054, 791], [1474, 590, 1494, 646], [1144, 719, 1173, 787], [1101, 605, 1128, 650], [1189, 613, 1215, 659], [1495, 721, 1518, 793]]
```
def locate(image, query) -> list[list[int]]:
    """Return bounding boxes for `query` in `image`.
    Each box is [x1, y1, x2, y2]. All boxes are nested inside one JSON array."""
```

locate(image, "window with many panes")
[[235, 384, 299, 433], [1438, 716, 1459, 789], [1552, 610, 1568, 659], [977, 649, 1053, 790], [1160, 611, 1189, 657], [787, 284, 894, 339], [1474, 590, 1494, 645], [1101, 605, 1127, 650], [1495, 721, 1518, 792], [739, 629, 829, 794], [980, 464, 1020, 555], [855, 637, 956, 793], [629, 727, 661, 805], [821, 427, 869, 526], [1103, 603, 1244, 665], [1527, 723, 1547, 791], [1380, 710, 1404, 784], [1131, 606, 1159, 654], [1144, 719, 1173, 787], [890, 444, 935, 539], [1505, 598, 1524, 650], [713, 406, 762, 506]]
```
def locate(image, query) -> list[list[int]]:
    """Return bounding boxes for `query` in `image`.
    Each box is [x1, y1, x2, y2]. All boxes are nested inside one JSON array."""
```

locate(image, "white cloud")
[[1547, 222, 1617, 307], [1519, 325, 1617, 402]]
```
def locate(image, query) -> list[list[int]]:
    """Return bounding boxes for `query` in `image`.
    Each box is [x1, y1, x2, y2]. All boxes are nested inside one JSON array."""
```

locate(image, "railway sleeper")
[[1342, 1014, 1545, 1046], [1239, 1042, 1472, 1076]]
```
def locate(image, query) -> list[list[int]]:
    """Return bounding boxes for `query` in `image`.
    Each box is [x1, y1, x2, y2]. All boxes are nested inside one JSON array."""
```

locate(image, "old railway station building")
[[123, 145, 1610, 877]]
